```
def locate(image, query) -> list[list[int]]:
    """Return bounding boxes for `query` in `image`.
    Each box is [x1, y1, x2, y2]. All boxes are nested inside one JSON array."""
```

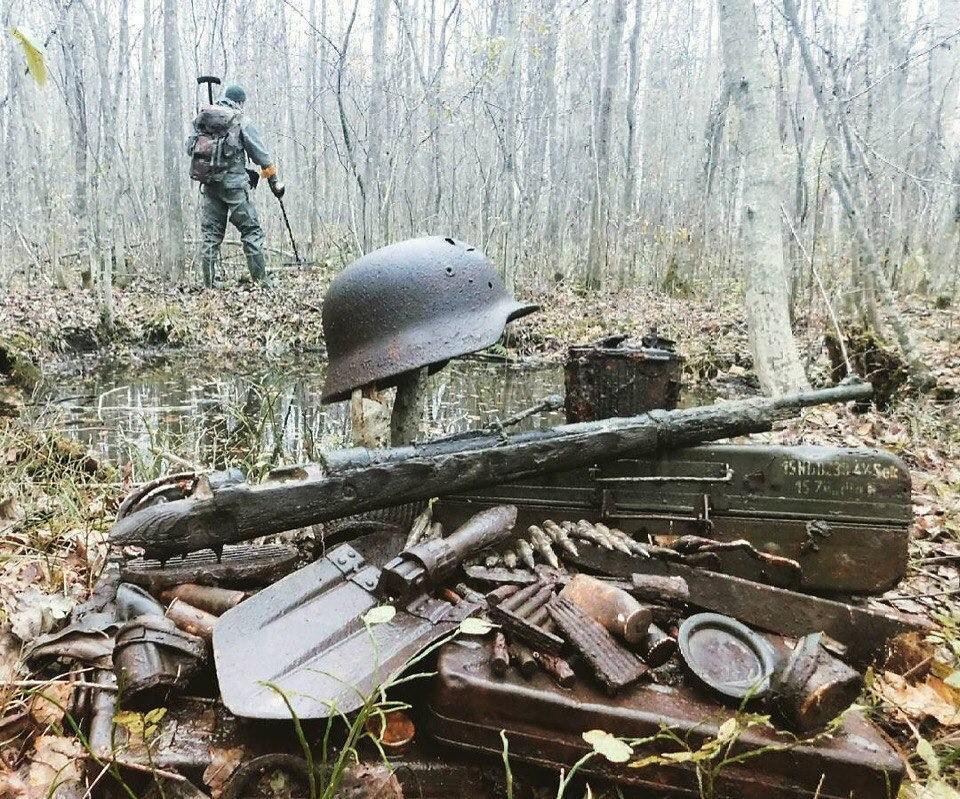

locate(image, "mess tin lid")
[[678, 612, 777, 701]]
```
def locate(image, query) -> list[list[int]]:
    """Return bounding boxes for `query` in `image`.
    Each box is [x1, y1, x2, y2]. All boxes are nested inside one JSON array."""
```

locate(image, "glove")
[[268, 176, 285, 199]]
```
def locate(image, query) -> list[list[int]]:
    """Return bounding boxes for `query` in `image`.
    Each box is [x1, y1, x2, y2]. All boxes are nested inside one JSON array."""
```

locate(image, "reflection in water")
[[39, 356, 565, 472]]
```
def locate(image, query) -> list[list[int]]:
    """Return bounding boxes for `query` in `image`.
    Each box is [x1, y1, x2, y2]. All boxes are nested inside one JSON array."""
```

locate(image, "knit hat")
[[224, 84, 247, 105]]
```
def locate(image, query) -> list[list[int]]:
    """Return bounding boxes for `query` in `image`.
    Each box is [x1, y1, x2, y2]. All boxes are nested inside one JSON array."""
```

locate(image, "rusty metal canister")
[[560, 574, 652, 646], [113, 583, 207, 707], [564, 333, 683, 423], [773, 633, 863, 735]]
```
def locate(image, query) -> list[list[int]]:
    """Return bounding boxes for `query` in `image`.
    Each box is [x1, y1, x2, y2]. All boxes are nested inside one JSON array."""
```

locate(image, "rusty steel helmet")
[[321, 236, 538, 403]]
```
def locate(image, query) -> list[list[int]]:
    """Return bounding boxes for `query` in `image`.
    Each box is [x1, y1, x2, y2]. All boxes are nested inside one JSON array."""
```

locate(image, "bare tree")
[[784, 0, 933, 387], [585, 0, 626, 289], [162, 0, 185, 279], [718, 0, 808, 395]]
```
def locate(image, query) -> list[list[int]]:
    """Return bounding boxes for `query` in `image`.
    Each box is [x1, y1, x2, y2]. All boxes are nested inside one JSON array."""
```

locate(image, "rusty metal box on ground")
[[564, 336, 684, 423], [435, 443, 912, 594], [427, 637, 904, 799]]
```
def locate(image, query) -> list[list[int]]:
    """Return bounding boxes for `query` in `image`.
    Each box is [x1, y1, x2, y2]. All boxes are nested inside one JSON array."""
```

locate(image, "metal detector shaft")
[[277, 197, 301, 265]]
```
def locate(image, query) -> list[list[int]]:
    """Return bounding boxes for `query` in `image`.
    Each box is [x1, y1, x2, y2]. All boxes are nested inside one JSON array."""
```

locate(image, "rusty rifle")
[[110, 381, 872, 560]]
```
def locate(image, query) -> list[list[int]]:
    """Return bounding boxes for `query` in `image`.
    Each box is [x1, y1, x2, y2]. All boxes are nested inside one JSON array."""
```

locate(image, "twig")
[[781, 204, 854, 375], [842, 27, 960, 104], [85, 756, 186, 782], [2, 679, 117, 691]]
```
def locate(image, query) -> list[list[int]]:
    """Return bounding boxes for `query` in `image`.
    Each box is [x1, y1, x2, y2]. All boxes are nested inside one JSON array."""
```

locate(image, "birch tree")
[[585, 0, 626, 288], [718, 0, 808, 395], [162, 0, 185, 279]]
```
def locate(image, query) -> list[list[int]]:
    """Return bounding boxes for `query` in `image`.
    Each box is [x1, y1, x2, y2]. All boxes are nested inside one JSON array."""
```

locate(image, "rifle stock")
[[110, 380, 872, 560]]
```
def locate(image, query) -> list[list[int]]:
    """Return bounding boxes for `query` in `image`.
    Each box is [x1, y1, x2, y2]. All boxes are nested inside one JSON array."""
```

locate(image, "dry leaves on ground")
[[875, 671, 960, 727], [5, 588, 74, 644], [202, 746, 245, 798], [26, 735, 83, 798], [28, 683, 73, 730]]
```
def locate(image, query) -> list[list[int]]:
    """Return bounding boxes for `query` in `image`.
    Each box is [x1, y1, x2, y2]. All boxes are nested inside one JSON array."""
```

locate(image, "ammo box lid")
[[598, 444, 912, 525], [445, 444, 911, 526]]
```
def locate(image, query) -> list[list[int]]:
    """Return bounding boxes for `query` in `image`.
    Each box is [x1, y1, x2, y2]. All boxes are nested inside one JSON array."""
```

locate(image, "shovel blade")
[[213, 544, 464, 719]]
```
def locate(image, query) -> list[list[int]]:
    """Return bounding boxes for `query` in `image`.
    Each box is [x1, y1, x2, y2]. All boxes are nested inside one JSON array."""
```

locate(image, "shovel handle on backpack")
[[197, 75, 221, 105]]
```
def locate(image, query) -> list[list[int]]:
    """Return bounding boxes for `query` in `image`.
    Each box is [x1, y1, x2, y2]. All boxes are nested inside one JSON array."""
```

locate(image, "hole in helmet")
[[444, 237, 456, 245], [446, 266, 454, 275], [466, 247, 475, 252], [488, 281, 493, 289]]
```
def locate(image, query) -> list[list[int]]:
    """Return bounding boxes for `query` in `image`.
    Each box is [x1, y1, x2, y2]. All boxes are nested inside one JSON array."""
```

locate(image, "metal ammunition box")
[[427, 638, 904, 798], [436, 444, 911, 594]]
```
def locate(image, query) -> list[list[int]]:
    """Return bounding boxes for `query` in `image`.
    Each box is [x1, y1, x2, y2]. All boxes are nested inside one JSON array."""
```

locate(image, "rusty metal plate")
[[321, 236, 538, 403], [121, 543, 299, 591], [428, 638, 904, 798], [677, 613, 776, 701]]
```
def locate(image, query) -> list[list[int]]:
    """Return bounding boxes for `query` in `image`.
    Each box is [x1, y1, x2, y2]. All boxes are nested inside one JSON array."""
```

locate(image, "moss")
[[824, 326, 909, 409], [0, 332, 42, 389]]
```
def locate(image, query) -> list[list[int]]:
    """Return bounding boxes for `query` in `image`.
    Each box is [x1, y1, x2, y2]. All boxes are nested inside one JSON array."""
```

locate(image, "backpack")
[[188, 105, 243, 184]]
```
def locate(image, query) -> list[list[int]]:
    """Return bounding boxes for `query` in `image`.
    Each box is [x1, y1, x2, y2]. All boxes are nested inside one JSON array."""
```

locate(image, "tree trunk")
[[585, 0, 626, 289], [783, 0, 934, 388], [718, 0, 808, 396], [931, 0, 960, 299], [308, 0, 320, 260], [365, 0, 390, 251], [61, 2, 91, 288], [621, 0, 643, 218], [162, 0, 186, 280], [141, 0, 158, 274]]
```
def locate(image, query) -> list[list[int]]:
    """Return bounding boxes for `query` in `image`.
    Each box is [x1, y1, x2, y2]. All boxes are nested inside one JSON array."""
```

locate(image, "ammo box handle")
[[593, 465, 734, 485]]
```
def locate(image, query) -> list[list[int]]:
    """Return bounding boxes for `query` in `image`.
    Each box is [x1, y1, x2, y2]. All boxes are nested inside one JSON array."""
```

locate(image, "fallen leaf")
[[29, 683, 73, 729], [8, 588, 74, 643], [458, 617, 495, 636], [582, 729, 633, 763], [0, 497, 22, 533], [905, 780, 960, 799], [876, 672, 960, 726], [27, 736, 83, 798], [885, 633, 933, 678], [362, 605, 396, 626], [916, 737, 940, 778], [203, 746, 244, 798]]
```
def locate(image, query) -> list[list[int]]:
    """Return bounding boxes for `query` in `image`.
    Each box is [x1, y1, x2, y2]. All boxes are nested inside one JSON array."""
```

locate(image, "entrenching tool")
[[213, 505, 517, 720], [197, 74, 221, 105]]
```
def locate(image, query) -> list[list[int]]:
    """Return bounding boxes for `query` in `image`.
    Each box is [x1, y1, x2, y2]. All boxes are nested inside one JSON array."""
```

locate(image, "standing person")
[[186, 84, 285, 287]]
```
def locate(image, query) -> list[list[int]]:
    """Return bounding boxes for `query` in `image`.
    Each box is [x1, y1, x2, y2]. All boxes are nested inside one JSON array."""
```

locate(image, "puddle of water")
[[36, 355, 566, 469]]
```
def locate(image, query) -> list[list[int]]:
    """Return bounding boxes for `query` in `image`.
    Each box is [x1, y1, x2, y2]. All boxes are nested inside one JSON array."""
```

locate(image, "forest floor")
[[0, 274, 959, 797]]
